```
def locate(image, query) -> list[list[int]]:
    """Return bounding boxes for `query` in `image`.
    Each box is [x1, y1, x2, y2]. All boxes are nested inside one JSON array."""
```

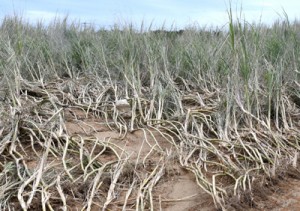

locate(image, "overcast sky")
[[0, 0, 299, 29]]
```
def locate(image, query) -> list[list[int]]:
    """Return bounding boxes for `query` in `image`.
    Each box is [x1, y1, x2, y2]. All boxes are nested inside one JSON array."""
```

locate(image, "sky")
[[0, 0, 299, 30]]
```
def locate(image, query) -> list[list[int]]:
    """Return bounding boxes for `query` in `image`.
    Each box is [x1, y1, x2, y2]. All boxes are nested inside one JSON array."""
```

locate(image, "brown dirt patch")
[[225, 167, 300, 211], [7, 107, 300, 211], [63, 108, 216, 210], [58, 109, 300, 210], [251, 170, 300, 211], [154, 167, 216, 211]]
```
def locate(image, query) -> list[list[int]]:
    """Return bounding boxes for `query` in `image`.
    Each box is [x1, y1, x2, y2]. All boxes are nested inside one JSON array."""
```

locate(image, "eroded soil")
[[64, 108, 300, 211], [12, 107, 299, 211], [251, 177, 300, 211], [64, 108, 216, 210]]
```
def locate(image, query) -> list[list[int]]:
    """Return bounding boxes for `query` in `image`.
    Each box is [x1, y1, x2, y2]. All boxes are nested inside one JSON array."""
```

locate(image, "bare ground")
[[8, 107, 299, 210], [64, 108, 300, 211], [251, 172, 300, 211], [64, 108, 216, 210]]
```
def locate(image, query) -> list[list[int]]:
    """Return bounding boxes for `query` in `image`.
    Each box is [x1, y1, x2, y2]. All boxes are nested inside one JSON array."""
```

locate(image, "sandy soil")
[[251, 177, 300, 211], [65, 108, 300, 211], [63, 108, 217, 210], [14, 107, 300, 211]]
